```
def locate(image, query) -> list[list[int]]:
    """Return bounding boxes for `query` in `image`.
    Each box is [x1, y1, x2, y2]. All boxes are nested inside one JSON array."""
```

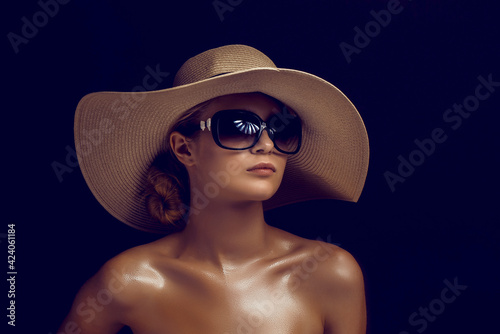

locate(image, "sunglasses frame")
[[200, 109, 302, 154]]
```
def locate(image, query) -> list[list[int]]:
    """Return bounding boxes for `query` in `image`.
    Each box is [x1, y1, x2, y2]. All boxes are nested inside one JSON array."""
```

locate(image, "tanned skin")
[[58, 93, 366, 334]]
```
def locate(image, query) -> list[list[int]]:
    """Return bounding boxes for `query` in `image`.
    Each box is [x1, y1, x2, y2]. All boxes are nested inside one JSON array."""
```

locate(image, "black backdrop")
[[3, 0, 499, 333]]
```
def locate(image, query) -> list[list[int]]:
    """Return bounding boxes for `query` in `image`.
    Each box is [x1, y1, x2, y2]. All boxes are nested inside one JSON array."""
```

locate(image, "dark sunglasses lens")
[[269, 115, 301, 153], [216, 111, 260, 149]]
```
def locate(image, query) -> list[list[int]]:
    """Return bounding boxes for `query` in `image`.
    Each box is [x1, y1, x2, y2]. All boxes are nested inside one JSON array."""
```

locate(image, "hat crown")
[[173, 45, 277, 87]]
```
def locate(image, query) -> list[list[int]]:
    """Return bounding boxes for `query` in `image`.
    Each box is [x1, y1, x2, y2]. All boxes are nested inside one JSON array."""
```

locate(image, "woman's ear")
[[170, 131, 196, 167]]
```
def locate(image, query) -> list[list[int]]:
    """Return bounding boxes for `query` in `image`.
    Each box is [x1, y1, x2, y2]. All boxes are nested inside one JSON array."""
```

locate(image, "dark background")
[[3, 0, 499, 333]]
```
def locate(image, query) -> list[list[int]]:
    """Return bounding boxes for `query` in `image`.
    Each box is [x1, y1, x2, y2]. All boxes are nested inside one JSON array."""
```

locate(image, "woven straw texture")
[[74, 45, 369, 233]]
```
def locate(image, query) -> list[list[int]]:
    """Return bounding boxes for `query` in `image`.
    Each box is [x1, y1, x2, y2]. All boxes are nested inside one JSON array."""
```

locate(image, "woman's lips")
[[247, 163, 276, 176]]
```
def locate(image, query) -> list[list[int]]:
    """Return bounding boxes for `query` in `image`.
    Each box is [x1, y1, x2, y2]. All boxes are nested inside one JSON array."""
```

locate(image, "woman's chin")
[[223, 186, 279, 204], [242, 190, 279, 203]]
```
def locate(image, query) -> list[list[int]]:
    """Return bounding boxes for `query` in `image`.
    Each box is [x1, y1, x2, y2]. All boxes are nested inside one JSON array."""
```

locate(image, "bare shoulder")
[[272, 226, 361, 269], [57, 235, 181, 334], [94, 233, 181, 303], [307, 239, 364, 285], [270, 226, 364, 294], [278, 233, 366, 334]]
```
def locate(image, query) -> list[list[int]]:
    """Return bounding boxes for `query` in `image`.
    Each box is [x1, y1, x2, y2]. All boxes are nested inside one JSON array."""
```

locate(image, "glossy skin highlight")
[[58, 93, 366, 334]]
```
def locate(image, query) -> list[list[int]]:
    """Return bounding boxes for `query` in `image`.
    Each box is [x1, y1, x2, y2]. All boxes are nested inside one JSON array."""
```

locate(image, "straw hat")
[[74, 44, 369, 233]]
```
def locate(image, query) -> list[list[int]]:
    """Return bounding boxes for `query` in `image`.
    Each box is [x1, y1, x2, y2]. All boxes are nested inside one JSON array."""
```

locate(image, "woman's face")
[[184, 93, 290, 206]]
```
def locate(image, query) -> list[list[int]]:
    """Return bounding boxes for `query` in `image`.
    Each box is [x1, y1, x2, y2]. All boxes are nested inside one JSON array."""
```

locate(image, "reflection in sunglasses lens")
[[215, 110, 300, 153]]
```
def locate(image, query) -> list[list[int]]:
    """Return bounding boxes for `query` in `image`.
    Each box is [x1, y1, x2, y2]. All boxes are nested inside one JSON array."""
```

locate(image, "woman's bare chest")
[[123, 265, 324, 334]]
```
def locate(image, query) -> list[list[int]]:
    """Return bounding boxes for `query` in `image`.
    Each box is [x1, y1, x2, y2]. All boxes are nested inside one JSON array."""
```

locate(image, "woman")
[[59, 44, 369, 333]]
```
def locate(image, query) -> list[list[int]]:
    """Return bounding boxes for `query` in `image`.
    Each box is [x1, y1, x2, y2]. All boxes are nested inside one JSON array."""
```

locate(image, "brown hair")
[[143, 99, 214, 232]]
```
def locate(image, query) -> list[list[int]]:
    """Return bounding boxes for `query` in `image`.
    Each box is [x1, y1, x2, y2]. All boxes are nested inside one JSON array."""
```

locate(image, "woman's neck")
[[179, 200, 273, 270]]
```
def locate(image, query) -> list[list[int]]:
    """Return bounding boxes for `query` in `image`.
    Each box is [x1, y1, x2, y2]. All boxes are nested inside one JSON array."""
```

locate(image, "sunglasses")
[[200, 108, 302, 154]]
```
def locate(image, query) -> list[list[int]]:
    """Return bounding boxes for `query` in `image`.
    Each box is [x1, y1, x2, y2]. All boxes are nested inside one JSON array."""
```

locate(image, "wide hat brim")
[[75, 45, 369, 233]]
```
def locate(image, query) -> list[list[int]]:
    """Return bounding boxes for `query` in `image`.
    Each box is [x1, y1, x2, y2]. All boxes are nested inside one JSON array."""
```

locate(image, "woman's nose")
[[250, 128, 274, 154]]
